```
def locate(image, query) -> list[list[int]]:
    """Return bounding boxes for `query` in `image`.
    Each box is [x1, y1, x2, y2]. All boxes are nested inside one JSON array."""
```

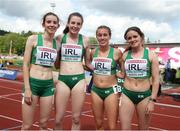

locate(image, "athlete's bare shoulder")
[[26, 34, 37, 47]]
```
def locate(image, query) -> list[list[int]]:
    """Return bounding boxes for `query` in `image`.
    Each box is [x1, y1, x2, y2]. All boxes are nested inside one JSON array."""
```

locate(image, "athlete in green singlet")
[[119, 26, 159, 130], [89, 25, 122, 130], [54, 12, 91, 130], [21, 12, 60, 130]]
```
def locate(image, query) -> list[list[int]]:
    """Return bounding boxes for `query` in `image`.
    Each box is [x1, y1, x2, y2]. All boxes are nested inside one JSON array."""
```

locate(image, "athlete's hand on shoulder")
[[24, 88, 32, 105]]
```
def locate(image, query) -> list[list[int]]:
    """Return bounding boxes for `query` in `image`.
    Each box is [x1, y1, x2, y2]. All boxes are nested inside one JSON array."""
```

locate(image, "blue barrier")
[[0, 69, 18, 80], [0, 64, 3, 68]]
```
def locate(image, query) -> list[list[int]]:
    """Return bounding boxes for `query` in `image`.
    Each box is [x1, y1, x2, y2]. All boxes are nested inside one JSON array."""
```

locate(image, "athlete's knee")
[[39, 118, 48, 129], [55, 121, 61, 128], [72, 115, 80, 125], [109, 123, 117, 130], [55, 118, 63, 128], [96, 119, 103, 129], [139, 124, 149, 130], [21, 123, 32, 130], [121, 123, 131, 130]]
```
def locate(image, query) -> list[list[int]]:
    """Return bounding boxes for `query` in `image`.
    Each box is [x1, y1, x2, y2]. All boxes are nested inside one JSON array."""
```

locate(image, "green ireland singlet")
[[92, 47, 117, 75], [60, 34, 85, 62], [124, 48, 151, 79], [30, 34, 57, 67]]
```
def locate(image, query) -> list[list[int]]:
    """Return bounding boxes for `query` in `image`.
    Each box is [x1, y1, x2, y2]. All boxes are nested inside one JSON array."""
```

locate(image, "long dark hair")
[[124, 26, 145, 52], [63, 12, 84, 34]]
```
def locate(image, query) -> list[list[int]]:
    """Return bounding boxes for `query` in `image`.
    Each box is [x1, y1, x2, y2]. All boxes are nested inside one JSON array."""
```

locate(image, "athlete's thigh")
[[136, 97, 151, 129], [71, 79, 86, 115], [39, 96, 54, 120], [104, 94, 119, 123], [72, 78, 86, 93], [55, 81, 71, 117], [119, 93, 135, 123], [22, 95, 39, 124], [91, 91, 104, 121]]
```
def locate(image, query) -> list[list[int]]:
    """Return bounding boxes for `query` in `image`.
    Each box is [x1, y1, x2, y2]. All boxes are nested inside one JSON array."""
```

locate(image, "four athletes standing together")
[[21, 11, 159, 130]]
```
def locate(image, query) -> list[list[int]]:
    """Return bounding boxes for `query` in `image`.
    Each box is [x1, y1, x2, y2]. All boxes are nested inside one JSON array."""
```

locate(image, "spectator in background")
[[175, 67, 180, 84], [165, 58, 171, 83], [170, 68, 176, 83]]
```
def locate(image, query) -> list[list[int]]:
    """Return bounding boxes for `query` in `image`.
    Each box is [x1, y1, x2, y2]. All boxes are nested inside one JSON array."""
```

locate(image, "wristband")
[[149, 97, 156, 102]]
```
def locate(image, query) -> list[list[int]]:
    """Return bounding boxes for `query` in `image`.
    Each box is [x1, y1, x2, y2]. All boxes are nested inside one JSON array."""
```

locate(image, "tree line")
[[0, 30, 35, 56], [0, 29, 98, 56]]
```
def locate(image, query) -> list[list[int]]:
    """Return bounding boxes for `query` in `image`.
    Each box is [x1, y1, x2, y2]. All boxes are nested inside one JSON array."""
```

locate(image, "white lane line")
[[0, 92, 21, 98], [4, 95, 180, 120], [156, 102, 180, 108], [85, 101, 180, 109], [1, 96, 22, 103], [84, 101, 92, 105], [0, 115, 52, 130], [81, 114, 167, 130], [82, 110, 93, 114], [0, 79, 23, 84], [0, 115, 22, 123], [152, 112, 180, 119], [0, 85, 21, 92], [4, 125, 22, 130]]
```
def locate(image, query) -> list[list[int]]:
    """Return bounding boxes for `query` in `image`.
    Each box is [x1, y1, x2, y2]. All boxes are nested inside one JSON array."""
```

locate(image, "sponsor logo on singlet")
[[125, 59, 148, 77], [92, 57, 112, 75], [61, 44, 82, 62], [35, 46, 57, 66]]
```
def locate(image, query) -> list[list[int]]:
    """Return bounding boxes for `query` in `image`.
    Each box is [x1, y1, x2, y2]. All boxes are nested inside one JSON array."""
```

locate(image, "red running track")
[[0, 74, 180, 130]]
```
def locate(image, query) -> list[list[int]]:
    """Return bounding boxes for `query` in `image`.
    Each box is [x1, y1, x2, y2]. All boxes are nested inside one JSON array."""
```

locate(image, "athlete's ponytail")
[[63, 26, 69, 34]]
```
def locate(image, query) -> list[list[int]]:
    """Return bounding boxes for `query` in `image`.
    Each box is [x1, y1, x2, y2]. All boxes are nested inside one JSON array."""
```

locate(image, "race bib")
[[61, 44, 82, 62], [92, 57, 112, 75], [35, 46, 57, 66], [125, 59, 148, 77], [113, 85, 122, 94]]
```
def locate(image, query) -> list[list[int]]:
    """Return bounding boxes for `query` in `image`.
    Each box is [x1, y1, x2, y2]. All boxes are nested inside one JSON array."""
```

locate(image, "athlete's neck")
[[99, 45, 110, 52], [43, 33, 54, 42], [131, 46, 144, 58], [68, 33, 78, 40], [131, 46, 143, 53]]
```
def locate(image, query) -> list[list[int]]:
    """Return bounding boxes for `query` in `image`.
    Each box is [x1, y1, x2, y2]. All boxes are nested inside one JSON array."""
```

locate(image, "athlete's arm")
[[117, 50, 127, 79], [150, 51, 159, 100], [23, 35, 36, 105], [54, 35, 61, 69], [84, 37, 94, 71]]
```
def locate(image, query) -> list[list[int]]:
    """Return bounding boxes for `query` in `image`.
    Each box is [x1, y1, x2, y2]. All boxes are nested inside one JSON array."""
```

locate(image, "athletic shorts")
[[91, 85, 116, 100], [58, 73, 85, 89], [122, 87, 151, 104], [23, 77, 54, 97]]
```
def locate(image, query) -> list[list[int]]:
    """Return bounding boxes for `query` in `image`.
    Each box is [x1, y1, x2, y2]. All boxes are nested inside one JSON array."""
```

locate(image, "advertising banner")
[[148, 47, 180, 69], [118, 47, 180, 69], [0, 69, 17, 80]]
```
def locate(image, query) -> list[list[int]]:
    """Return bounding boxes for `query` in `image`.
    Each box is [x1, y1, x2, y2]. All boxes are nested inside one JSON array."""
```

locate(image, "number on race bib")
[[113, 85, 122, 94]]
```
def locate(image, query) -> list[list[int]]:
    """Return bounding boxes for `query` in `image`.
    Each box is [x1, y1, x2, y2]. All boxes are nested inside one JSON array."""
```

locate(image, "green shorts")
[[23, 77, 55, 97], [58, 73, 85, 90], [91, 85, 115, 100], [122, 87, 151, 104]]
